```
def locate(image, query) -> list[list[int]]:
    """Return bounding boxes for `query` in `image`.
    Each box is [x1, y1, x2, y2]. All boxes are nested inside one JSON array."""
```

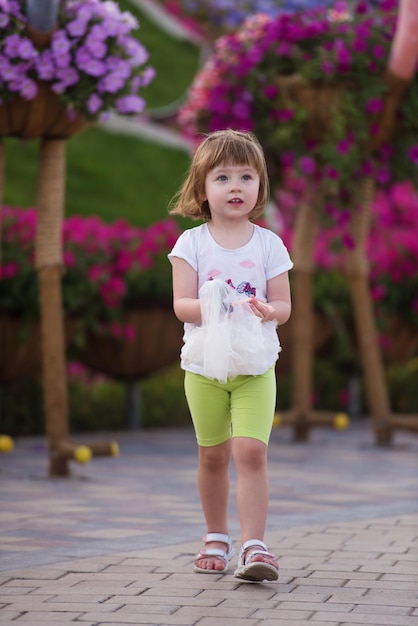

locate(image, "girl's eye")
[[217, 175, 227, 181], [242, 174, 252, 181]]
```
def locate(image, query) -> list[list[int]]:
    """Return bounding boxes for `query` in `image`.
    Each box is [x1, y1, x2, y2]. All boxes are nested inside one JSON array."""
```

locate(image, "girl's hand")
[[248, 295, 275, 322]]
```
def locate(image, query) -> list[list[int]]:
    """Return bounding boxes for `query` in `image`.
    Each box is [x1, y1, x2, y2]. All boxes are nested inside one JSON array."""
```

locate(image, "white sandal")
[[234, 539, 279, 582], [194, 532, 235, 574]]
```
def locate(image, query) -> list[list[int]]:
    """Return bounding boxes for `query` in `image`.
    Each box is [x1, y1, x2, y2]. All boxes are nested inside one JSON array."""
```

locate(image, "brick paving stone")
[[0, 422, 417, 626]]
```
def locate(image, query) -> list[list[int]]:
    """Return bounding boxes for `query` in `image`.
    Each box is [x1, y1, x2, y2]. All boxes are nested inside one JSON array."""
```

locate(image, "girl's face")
[[204, 162, 260, 223]]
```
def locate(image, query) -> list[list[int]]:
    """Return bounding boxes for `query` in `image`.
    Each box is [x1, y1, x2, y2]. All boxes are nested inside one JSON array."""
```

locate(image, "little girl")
[[168, 129, 293, 582]]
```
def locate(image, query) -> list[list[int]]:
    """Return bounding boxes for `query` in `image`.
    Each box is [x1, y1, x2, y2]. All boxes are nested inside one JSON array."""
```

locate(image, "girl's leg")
[[232, 436, 269, 542], [184, 372, 233, 571], [230, 368, 279, 571], [232, 437, 278, 572], [195, 439, 232, 571]]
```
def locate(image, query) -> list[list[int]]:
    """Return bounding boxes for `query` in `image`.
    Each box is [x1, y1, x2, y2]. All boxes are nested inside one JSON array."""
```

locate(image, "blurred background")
[[1, 0, 417, 443]]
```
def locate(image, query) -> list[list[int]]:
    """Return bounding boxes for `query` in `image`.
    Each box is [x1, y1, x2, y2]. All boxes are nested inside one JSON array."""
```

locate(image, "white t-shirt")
[[168, 222, 293, 375]]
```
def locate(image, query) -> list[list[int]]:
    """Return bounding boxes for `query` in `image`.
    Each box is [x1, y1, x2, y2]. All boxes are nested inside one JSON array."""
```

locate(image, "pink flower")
[[64, 251, 76, 267], [263, 84, 278, 99], [337, 137, 352, 154], [324, 165, 339, 180], [408, 145, 418, 166], [0, 261, 19, 278], [88, 266, 106, 282], [299, 156, 316, 175], [100, 277, 126, 308], [110, 322, 123, 338], [124, 324, 136, 342], [365, 97, 383, 115]]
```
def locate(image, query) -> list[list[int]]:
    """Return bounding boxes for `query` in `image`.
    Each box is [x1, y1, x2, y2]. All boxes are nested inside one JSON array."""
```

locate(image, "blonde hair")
[[169, 129, 270, 221]]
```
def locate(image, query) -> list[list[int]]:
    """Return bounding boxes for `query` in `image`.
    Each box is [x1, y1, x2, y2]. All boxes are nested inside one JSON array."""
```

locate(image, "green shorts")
[[184, 367, 276, 447]]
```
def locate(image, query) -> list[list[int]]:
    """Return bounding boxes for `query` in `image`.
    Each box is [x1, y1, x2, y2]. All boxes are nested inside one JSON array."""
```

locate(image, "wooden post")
[[34, 138, 70, 475], [288, 197, 318, 440], [344, 177, 393, 444]]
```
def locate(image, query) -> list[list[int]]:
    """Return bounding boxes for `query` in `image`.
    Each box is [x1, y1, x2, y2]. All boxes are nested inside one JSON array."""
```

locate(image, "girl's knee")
[[233, 437, 267, 470], [198, 441, 231, 471]]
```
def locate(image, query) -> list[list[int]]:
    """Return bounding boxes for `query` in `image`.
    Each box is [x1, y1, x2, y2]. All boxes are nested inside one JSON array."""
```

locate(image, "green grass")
[[3, 130, 191, 226], [1, 1, 200, 227], [119, 0, 201, 112]]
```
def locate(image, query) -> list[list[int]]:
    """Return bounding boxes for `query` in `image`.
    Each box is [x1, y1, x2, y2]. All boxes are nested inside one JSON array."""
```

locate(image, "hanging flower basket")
[[274, 74, 343, 141], [0, 82, 87, 140], [382, 316, 418, 365], [75, 306, 184, 380], [0, 316, 77, 383], [178, 5, 418, 217], [0, 0, 155, 136]]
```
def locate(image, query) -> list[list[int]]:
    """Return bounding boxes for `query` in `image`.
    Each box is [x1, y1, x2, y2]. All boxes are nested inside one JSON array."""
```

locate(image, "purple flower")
[[121, 39, 148, 67], [324, 165, 339, 180], [335, 41, 351, 70], [105, 59, 131, 80], [263, 84, 278, 99], [116, 94, 145, 114], [299, 156, 316, 175], [20, 78, 37, 99], [4, 34, 21, 57], [56, 67, 79, 87], [342, 233, 355, 249], [407, 145, 418, 165], [18, 38, 36, 60], [281, 153, 294, 169], [0, 0, 149, 125], [321, 60, 334, 74], [85, 35, 107, 60], [74, 46, 90, 67], [141, 66, 156, 88], [232, 100, 251, 119], [376, 167, 391, 185], [275, 108, 294, 122], [372, 44, 385, 59], [276, 42, 292, 56], [87, 93, 103, 114], [366, 97, 383, 115], [337, 138, 352, 154], [82, 59, 107, 77], [0, 13, 9, 28], [51, 32, 71, 56], [0, 261, 19, 279], [66, 19, 88, 37], [360, 160, 374, 176], [352, 38, 367, 53], [98, 72, 125, 93], [36, 50, 55, 80]]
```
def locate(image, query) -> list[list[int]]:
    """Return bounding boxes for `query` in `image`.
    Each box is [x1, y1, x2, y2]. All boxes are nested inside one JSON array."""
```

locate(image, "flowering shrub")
[[276, 179, 418, 331], [0, 0, 155, 118], [178, 1, 418, 220], [161, 0, 340, 37], [0, 207, 180, 339]]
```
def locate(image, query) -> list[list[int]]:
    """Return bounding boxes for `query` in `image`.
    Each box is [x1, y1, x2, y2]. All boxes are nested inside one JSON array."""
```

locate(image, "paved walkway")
[[1, 421, 418, 625]]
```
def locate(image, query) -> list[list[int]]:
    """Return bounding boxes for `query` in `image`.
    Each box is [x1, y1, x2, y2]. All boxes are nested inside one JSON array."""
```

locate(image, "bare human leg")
[[194, 439, 233, 572], [232, 436, 279, 580]]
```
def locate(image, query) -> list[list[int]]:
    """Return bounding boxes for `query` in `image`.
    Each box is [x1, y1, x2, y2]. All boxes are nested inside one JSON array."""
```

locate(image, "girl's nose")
[[229, 178, 241, 190]]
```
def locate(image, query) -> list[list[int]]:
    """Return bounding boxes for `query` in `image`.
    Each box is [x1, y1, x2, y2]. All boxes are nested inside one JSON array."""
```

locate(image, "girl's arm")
[[171, 257, 202, 324], [249, 271, 291, 325]]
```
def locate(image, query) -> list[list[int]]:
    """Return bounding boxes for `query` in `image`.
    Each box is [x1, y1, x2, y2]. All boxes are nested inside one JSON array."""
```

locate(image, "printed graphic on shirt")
[[208, 275, 257, 297], [236, 281, 256, 297], [208, 268, 222, 278], [239, 259, 256, 269]]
